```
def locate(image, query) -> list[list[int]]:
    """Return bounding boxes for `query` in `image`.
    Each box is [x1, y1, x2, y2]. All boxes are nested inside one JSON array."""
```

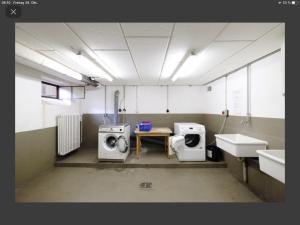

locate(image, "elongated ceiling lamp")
[[15, 43, 83, 81], [75, 50, 113, 82], [171, 49, 204, 82]]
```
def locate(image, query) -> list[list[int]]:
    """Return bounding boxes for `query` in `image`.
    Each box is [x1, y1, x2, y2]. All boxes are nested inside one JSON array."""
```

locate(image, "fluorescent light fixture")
[[171, 49, 206, 82], [15, 43, 82, 81], [75, 51, 113, 82], [15, 42, 45, 64], [161, 51, 185, 79], [43, 58, 82, 80]]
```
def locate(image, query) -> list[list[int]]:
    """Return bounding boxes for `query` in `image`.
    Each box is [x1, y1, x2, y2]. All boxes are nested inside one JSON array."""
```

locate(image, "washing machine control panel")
[[99, 126, 125, 133], [180, 126, 201, 133]]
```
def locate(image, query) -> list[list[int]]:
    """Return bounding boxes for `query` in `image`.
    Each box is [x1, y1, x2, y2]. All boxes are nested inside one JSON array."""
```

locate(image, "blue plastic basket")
[[138, 121, 152, 131]]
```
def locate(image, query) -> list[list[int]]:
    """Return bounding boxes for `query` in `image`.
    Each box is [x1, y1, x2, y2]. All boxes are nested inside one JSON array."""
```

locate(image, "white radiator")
[[57, 114, 81, 156]]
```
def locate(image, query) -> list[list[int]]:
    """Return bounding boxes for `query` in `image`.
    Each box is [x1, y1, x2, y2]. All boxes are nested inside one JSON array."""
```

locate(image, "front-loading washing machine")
[[171, 123, 206, 161], [98, 123, 130, 161]]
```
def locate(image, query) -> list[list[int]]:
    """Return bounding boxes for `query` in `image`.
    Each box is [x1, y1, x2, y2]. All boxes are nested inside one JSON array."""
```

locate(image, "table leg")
[[164, 136, 167, 153], [136, 135, 140, 159], [139, 137, 142, 158], [166, 136, 170, 158], [139, 137, 142, 149]]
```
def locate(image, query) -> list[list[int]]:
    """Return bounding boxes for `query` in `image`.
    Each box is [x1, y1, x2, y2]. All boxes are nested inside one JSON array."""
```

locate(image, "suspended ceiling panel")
[[216, 23, 280, 41], [16, 23, 85, 52], [171, 23, 227, 48], [94, 50, 139, 80], [198, 23, 284, 84], [15, 23, 284, 86], [127, 37, 169, 81], [66, 23, 127, 50], [16, 23, 117, 81], [121, 23, 174, 37], [15, 23, 99, 68], [160, 23, 227, 80], [15, 27, 53, 51]]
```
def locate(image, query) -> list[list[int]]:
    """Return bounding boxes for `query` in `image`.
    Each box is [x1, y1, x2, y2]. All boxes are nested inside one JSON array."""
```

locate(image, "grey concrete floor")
[[15, 167, 262, 202]]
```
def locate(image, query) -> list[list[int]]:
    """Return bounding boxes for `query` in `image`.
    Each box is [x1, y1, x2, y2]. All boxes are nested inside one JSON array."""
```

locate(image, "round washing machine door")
[[105, 135, 118, 150], [105, 135, 128, 153], [184, 134, 200, 148], [116, 136, 129, 153]]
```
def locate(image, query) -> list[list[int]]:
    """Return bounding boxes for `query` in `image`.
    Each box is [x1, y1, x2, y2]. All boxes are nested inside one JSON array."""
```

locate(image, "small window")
[[59, 86, 72, 99], [42, 81, 85, 99], [42, 82, 58, 99], [59, 86, 85, 99]]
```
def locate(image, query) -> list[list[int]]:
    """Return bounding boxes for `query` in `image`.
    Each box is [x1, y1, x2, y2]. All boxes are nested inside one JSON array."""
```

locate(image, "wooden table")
[[134, 127, 172, 159]]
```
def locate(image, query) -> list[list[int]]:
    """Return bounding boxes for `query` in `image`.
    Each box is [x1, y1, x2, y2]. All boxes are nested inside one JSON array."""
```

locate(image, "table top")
[[135, 127, 172, 134]]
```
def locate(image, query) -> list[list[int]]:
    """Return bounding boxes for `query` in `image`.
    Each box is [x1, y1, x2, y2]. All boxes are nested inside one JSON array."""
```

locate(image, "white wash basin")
[[257, 150, 285, 183], [215, 134, 268, 157]]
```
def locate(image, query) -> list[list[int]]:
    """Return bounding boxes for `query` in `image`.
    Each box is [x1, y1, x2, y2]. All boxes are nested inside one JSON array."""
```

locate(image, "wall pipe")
[[114, 90, 120, 124], [237, 157, 248, 183]]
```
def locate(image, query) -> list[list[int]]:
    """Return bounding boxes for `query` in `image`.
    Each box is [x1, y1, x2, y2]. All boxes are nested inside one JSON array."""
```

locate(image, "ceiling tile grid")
[[121, 23, 174, 37], [126, 37, 170, 81], [66, 23, 128, 50], [15, 22, 283, 85], [216, 23, 280, 41], [94, 50, 139, 80]]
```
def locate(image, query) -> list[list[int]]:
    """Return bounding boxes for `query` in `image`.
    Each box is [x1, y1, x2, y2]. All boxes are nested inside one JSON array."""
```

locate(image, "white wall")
[[81, 85, 205, 114], [81, 86, 124, 114], [169, 86, 204, 113], [42, 99, 81, 128], [15, 63, 81, 132], [81, 87, 105, 114], [250, 51, 285, 118], [202, 50, 285, 118], [137, 86, 166, 113], [124, 86, 137, 113], [15, 68, 43, 132], [226, 68, 248, 116], [202, 77, 226, 114]]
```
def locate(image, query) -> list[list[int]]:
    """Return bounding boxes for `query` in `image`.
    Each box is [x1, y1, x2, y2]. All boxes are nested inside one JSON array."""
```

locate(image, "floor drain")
[[140, 182, 152, 189]]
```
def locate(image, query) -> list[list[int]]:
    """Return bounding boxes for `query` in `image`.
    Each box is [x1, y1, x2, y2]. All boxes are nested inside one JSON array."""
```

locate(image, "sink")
[[257, 150, 285, 183], [215, 134, 268, 157]]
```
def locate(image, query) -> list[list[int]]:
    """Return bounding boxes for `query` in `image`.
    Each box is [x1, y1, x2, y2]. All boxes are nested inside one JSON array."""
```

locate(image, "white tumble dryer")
[[98, 123, 130, 161], [171, 123, 206, 161]]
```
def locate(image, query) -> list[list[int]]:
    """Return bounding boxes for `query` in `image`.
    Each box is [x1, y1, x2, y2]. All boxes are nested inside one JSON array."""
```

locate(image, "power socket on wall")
[[222, 109, 229, 117]]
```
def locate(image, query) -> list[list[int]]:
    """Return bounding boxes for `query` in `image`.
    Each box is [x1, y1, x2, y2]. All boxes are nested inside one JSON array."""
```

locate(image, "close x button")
[[6, 5, 22, 18]]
